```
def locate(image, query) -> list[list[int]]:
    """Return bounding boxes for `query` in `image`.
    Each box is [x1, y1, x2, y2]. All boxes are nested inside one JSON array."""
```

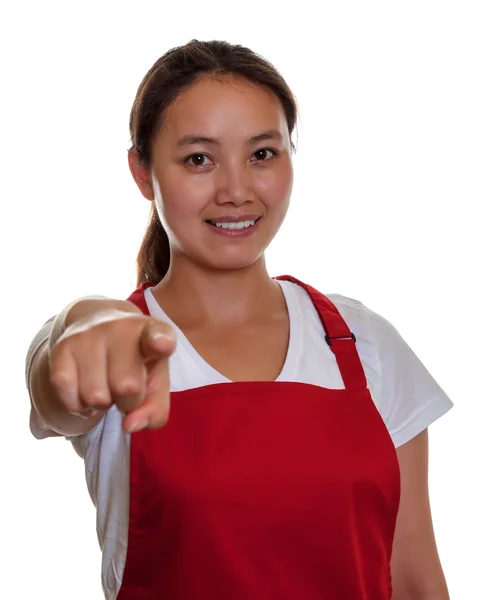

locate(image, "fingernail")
[[127, 420, 148, 433], [83, 407, 98, 418]]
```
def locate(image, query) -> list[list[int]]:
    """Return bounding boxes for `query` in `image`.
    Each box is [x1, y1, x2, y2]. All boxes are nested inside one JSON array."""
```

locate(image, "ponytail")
[[136, 205, 170, 286]]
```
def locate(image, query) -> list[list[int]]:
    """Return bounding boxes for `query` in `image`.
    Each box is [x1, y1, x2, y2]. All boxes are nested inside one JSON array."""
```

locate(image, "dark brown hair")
[[130, 39, 298, 285]]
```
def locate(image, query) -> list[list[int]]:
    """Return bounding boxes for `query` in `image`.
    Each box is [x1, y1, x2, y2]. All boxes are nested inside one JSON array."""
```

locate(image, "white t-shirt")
[[28, 280, 454, 600]]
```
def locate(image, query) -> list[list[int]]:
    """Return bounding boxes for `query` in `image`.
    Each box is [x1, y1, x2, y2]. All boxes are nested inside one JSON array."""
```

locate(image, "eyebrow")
[[175, 129, 284, 149]]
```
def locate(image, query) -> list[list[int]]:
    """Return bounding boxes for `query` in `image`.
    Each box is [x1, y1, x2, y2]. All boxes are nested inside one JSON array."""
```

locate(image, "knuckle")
[[49, 369, 73, 391], [81, 387, 110, 407], [110, 377, 142, 397]]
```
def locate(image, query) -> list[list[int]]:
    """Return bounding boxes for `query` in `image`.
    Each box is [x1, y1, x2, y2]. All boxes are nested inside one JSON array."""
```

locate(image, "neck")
[[151, 254, 282, 327]]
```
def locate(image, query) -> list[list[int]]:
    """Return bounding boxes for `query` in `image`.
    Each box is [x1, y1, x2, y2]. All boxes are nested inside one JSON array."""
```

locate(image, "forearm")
[[27, 297, 142, 437]]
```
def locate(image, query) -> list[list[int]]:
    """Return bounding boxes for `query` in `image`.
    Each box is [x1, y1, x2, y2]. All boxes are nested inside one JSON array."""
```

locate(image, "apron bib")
[[117, 276, 401, 599]]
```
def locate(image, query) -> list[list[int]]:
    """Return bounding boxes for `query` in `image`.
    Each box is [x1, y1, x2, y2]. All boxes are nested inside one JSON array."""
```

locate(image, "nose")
[[214, 162, 255, 206]]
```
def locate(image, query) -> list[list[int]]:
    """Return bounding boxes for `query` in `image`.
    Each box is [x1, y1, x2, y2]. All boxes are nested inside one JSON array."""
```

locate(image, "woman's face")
[[133, 75, 294, 272]]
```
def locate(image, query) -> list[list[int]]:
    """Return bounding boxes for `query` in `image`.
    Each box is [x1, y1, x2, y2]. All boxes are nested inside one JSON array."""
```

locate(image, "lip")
[[205, 216, 261, 238], [205, 214, 261, 224]]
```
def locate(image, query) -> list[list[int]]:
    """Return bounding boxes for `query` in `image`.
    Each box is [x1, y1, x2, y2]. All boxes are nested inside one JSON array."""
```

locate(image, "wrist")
[[64, 298, 142, 329], [47, 295, 118, 352]]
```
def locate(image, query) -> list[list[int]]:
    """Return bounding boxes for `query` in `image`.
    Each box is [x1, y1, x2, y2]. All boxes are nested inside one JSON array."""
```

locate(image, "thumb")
[[140, 319, 176, 361]]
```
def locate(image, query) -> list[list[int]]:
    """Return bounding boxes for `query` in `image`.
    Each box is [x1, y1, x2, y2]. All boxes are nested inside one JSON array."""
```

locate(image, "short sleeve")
[[26, 316, 59, 440], [367, 309, 454, 448], [25, 316, 56, 386]]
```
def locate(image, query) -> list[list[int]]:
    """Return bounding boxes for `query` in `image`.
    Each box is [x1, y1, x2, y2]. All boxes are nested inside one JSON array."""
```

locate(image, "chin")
[[203, 250, 264, 273]]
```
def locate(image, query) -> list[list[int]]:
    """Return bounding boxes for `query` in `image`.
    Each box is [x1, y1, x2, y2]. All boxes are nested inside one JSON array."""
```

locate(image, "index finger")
[[122, 356, 171, 433]]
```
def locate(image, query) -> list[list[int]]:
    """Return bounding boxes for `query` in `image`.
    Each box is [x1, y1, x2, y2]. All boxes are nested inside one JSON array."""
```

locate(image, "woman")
[[26, 39, 453, 599]]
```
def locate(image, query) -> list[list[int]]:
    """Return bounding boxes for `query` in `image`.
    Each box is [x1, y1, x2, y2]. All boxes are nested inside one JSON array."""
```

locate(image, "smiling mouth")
[[205, 217, 261, 231]]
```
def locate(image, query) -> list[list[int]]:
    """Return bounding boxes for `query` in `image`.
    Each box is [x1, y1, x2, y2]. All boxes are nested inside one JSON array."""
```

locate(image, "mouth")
[[204, 216, 262, 238], [205, 217, 261, 231]]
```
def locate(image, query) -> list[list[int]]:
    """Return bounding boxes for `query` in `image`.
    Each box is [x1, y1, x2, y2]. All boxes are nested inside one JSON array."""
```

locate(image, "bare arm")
[[28, 298, 143, 437], [391, 429, 450, 599]]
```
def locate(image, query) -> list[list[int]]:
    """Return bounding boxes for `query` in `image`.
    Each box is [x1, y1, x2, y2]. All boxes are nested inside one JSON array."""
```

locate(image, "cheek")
[[256, 160, 293, 209], [156, 167, 211, 221]]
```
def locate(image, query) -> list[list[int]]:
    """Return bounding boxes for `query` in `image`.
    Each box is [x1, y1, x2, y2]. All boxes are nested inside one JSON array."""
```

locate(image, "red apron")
[[117, 276, 401, 600]]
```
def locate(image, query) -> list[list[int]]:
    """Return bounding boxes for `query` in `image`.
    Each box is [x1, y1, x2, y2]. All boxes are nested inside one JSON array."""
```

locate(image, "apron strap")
[[127, 282, 153, 316], [276, 275, 368, 391]]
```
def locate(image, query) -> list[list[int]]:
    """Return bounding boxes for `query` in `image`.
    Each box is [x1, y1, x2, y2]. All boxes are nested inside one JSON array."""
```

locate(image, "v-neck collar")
[[144, 280, 301, 383]]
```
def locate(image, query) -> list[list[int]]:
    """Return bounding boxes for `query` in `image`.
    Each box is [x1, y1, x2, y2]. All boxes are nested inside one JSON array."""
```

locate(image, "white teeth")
[[214, 219, 256, 230]]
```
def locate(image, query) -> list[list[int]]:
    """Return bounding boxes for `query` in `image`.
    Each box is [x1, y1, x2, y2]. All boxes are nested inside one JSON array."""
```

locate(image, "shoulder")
[[283, 280, 453, 447], [332, 296, 454, 447], [325, 292, 371, 323], [283, 279, 400, 343], [326, 292, 402, 345], [280, 279, 380, 338]]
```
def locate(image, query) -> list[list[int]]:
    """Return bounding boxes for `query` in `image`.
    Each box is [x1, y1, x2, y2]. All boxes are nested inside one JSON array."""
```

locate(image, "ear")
[[128, 148, 154, 201]]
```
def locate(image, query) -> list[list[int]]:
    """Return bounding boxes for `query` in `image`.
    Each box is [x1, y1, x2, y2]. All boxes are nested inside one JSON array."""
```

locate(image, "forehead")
[[161, 75, 288, 141]]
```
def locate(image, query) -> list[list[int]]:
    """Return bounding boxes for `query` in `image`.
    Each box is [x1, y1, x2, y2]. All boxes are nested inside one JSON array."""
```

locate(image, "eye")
[[184, 153, 213, 167], [251, 148, 278, 162]]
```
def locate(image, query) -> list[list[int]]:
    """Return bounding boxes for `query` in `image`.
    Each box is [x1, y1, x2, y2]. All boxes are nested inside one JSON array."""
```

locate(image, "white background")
[[1, 1, 480, 597]]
